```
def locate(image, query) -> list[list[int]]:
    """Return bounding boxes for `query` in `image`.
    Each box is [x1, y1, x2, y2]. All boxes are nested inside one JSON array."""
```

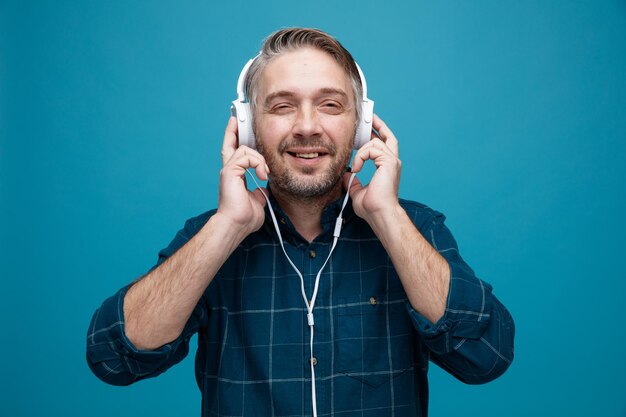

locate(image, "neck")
[[270, 182, 343, 243]]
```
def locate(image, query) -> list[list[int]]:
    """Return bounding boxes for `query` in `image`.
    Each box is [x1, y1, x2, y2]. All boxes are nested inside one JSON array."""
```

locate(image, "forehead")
[[258, 47, 352, 100]]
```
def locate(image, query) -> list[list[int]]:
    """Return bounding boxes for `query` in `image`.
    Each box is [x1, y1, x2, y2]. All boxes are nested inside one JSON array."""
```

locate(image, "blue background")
[[2, 1, 625, 416]]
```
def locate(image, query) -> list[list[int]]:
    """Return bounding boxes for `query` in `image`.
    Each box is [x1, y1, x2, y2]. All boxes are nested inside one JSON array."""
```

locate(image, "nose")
[[292, 104, 322, 138]]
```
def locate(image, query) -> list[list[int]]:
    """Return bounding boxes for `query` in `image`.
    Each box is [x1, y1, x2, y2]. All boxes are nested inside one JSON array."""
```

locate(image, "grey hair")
[[244, 28, 363, 128]]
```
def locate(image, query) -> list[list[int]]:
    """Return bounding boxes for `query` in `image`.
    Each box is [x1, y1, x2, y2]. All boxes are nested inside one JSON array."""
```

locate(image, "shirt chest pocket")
[[334, 294, 415, 388]]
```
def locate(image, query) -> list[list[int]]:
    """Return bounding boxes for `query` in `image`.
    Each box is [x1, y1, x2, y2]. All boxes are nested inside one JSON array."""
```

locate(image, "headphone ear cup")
[[231, 101, 256, 149], [354, 99, 374, 149]]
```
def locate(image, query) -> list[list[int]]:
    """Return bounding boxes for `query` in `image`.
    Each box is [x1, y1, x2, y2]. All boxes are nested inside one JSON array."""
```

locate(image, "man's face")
[[254, 47, 357, 199]]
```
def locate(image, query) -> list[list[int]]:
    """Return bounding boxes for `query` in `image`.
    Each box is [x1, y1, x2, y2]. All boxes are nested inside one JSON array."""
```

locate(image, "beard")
[[256, 135, 354, 199]]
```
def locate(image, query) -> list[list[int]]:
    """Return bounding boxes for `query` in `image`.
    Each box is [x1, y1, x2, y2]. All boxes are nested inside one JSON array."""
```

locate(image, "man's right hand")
[[216, 116, 269, 235]]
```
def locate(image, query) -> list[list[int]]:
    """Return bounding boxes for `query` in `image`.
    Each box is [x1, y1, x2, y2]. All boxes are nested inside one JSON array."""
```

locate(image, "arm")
[[347, 114, 448, 323], [125, 117, 269, 349], [406, 207, 515, 384], [87, 117, 269, 383], [361, 201, 450, 324], [123, 212, 251, 349], [347, 115, 514, 382]]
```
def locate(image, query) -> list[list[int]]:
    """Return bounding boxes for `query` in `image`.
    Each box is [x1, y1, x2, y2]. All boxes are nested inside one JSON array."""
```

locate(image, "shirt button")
[[369, 296, 378, 305], [311, 357, 318, 366], [309, 250, 316, 259]]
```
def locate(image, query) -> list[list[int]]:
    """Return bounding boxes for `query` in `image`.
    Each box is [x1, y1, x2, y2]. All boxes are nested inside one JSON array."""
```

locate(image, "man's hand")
[[345, 114, 402, 223], [217, 116, 269, 234]]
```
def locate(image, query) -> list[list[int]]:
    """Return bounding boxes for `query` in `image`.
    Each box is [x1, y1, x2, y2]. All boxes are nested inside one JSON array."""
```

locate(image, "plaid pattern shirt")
[[87, 195, 514, 417]]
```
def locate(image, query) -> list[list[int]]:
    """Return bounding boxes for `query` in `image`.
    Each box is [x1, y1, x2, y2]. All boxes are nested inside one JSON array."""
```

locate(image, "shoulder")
[[398, 198, 446, 232]]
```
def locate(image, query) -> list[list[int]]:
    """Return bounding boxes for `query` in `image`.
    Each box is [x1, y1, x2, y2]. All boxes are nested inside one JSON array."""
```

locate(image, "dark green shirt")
[[87, 195, 514, 416]]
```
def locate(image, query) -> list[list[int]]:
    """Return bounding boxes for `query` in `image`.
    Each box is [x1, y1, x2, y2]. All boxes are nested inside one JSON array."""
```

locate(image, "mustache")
[[277, 138, 337, 155]]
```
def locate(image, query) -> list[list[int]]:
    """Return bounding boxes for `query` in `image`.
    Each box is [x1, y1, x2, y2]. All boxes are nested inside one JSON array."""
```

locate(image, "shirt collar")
[[262, 183, 356, 246]]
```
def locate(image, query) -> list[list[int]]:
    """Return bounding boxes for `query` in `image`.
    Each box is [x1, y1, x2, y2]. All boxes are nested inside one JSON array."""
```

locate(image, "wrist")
[[210, 211, 259, 242], [364, 201, 405, 231], [365, 202, 416, 251]]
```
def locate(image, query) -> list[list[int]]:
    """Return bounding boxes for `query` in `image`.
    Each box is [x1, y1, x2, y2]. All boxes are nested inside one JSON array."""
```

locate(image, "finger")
[[372, 114, 399, 157], [351, 138, 394, 173], [371, 114, 390, 137], [351, 140, 376, 173], [226, 148, 270, 180], [221, 116, 239, 165], [352, 137, 383, 171], [241, 148, 270, 180]]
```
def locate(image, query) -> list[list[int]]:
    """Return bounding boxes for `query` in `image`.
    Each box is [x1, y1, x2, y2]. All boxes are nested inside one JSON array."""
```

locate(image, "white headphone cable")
[[246, 169, 356, 417]]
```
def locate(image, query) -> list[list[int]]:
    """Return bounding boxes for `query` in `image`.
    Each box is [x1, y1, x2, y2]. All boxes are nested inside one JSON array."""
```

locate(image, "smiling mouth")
[[288, 152, 327, 159]]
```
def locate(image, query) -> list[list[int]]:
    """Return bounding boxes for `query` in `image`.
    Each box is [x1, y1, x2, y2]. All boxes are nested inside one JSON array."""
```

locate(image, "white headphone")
[[231, 53, 375, 150]]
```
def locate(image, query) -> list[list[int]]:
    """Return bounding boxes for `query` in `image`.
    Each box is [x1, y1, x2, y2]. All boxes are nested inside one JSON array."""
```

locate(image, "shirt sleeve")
[[86, 213, 212, 386], [407, 210, 515, 384]]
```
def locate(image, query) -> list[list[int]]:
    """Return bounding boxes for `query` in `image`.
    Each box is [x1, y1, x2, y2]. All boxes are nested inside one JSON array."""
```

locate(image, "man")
[[87, 28, 514, 416]]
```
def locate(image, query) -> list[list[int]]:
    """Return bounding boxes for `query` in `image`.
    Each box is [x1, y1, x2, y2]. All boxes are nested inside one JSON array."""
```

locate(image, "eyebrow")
[[263, 91, 296, 107], [318, 88, 349, 99], [263, 88, 350, 107]]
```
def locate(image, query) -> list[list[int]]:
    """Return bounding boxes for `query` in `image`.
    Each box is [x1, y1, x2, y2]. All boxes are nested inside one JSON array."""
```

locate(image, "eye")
[[320, 101, 343, 114], [269, 103, 294, 114]]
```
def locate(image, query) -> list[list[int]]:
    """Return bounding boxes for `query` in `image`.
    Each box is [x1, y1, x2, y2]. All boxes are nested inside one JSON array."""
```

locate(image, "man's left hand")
[[344, 114, 402, 223]]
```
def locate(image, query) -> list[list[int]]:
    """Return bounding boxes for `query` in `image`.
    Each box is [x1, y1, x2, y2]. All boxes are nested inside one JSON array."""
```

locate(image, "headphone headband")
[[235, 54, 260, 102]]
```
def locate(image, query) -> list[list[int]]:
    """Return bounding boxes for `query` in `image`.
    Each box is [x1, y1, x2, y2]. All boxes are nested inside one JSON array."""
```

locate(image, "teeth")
[[295, 153, 319, 159]]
